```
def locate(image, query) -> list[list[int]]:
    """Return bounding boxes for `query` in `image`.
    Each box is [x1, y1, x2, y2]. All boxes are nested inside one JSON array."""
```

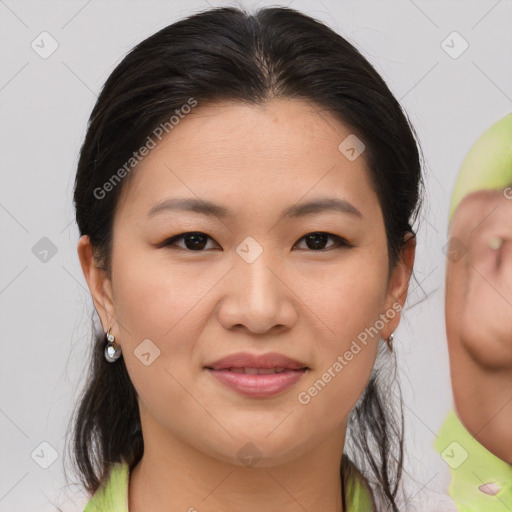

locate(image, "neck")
[[128, 407, 346, 512]]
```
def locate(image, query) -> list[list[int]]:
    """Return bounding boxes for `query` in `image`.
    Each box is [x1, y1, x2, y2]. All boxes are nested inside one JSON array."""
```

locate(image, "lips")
[[204, 351, 309, 371], [204, 352, 309, 397]]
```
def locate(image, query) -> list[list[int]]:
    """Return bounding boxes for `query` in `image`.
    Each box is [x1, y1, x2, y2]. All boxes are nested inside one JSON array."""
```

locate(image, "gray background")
[[1, 0, 511, 510]]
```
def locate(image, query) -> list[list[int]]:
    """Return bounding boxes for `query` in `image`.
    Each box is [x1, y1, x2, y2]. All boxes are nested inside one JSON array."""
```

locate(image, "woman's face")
[[82, 99, 412, 467]]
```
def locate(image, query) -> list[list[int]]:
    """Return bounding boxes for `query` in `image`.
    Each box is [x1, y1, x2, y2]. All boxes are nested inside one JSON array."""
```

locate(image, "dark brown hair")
[[68, 6, 423, 511]]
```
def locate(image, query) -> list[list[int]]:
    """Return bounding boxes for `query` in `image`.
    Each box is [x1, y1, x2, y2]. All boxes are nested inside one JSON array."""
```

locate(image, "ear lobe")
[[381, 233, 416, 337], [77, 235, 115, 330]]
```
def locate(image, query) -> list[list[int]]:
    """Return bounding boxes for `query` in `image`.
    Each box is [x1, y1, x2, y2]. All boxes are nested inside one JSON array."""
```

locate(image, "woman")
[[69, 5, 422, 511]]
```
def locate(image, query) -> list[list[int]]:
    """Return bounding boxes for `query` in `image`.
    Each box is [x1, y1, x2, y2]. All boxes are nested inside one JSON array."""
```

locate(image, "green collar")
[[84, 459, 374, 511]]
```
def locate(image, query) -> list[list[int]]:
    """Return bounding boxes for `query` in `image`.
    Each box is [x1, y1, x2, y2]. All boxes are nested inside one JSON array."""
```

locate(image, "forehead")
[[115, 98, 378, 220]]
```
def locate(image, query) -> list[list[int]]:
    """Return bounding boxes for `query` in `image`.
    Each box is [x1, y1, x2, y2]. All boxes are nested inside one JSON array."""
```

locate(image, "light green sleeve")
[[83, 461, 129, 512], [435, 409, 512, 511]]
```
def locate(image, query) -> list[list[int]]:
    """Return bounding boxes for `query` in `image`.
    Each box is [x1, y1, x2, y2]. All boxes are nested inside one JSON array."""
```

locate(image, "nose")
[[216, 248, 298, 335]]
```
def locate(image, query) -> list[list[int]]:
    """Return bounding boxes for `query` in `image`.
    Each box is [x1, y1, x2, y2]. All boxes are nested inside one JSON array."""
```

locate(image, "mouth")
[[205, 366, 309, 375], [204, 366, 309, 398], [203, 352, 309, 397]]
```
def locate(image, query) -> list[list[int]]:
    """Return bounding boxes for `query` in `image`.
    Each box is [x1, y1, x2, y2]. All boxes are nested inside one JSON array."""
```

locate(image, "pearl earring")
[[104, 326, 122, 363]]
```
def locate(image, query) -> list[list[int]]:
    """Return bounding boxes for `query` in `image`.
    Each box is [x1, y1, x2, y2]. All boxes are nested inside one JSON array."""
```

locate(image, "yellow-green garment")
[[435, 409, 512, 511], [83, 460, 375, 511]]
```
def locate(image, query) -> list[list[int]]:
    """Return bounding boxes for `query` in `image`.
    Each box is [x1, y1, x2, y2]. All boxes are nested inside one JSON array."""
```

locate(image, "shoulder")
[[83, 461, 130, 512]]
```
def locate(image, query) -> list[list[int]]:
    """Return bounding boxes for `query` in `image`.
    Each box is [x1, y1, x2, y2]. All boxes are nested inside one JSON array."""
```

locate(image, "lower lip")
[[205, 368, 307, 398]]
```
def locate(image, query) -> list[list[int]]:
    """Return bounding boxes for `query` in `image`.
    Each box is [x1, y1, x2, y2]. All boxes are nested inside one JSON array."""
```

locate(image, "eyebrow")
[[147, 197, 363, 220]]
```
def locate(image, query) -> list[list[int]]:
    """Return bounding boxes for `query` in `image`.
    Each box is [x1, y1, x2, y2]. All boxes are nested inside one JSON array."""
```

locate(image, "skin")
[[445, 188, 512, 463], [78, 99, 415, 512]]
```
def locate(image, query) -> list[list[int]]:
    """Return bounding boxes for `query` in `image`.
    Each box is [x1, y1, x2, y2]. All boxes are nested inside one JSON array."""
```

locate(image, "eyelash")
[[158, 231, 351, 252]]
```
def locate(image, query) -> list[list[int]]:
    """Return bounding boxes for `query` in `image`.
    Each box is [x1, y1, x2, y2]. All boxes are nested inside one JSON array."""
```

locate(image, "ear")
[[380, 232, 416, 339], [77, 235, 116, 333]]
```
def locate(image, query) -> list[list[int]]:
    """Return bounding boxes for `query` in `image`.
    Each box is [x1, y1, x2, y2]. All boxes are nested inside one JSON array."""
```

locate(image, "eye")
[[158, 231, 350, 252], [294, 232, 350, 251], [158, 232, 219, 251]]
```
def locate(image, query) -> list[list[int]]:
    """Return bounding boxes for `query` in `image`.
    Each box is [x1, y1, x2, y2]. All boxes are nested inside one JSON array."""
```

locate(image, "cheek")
[[303, 252, 389, 343], [110, 247, 212, 424], [111, 242, 211, 337], [293, 250, 390, 407]]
